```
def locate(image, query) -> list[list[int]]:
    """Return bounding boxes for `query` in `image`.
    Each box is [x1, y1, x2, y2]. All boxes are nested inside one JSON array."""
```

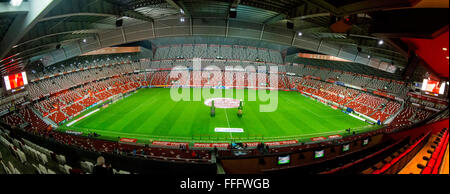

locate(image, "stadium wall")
[[388, 119, 449, 142], [220, 134, 384, 174]]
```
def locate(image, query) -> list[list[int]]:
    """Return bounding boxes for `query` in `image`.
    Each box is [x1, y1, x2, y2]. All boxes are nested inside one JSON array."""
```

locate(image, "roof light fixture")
[[10, 0, 23, 7]]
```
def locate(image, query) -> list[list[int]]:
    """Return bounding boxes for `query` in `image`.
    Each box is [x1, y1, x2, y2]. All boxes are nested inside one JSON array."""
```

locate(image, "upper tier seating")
[[366, 78, 390, 91], [154, 44, 283, 64]]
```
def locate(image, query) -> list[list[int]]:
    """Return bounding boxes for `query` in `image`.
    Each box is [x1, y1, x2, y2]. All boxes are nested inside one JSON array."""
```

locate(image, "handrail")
[[372, 131, 432, 174]]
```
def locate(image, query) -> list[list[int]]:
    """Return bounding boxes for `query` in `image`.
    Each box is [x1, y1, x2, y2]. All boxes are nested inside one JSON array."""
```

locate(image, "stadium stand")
[[4, 56, 433, 129], [0, 0, 449, 178], [370, 132, 432, 174], [421, 128, 448, 174], [0, 46, 447, 175], [366, 119, 449, 174], [19, 108, 49, 132], [398, 131, 442, 174]]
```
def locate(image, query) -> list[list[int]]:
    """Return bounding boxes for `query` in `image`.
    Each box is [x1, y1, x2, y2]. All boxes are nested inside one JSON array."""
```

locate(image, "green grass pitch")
[[59, 88, 377, 143]]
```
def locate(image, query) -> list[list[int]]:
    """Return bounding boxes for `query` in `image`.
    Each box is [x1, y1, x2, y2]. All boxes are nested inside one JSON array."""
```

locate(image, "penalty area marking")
[[215, 128, 244, 133], [66, 108, 100, 127]]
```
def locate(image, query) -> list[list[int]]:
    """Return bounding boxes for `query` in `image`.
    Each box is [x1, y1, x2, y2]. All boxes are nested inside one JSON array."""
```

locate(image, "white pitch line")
[[66, 108, 100, 127], [224, 108, 233, 139]]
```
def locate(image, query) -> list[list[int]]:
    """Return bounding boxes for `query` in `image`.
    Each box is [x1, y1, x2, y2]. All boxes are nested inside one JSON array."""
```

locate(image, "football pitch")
[[59, 88, 378, 143]]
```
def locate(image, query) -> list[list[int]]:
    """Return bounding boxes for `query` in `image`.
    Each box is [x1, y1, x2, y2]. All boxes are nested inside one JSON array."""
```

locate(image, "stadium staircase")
[[343, 92, 362, 106], [145, 72, 152, 86], [35, 104, 47, 115], [284, 76, 291, 89], [216, 161, 226, 174], [13, 112, 27, 126], [209, 152, 226, 174], [149, 73, 156, 86], [335, 97, 344, 104], [37, 84, 48, 98], [410, 112, 419, 123], [384, 102, 405, 125], [60, 109, 69, 118], [281, 75, 289, 89], [164, 72, 170, 85], [369, 104, 385, 117], [30, 106, 57, 128], [93, 94, 101, 102]]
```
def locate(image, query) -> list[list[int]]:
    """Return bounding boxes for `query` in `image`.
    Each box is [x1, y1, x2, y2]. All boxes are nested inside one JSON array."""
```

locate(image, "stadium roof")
[[0, 0, 448, 79], [402, 31, 449, 78]]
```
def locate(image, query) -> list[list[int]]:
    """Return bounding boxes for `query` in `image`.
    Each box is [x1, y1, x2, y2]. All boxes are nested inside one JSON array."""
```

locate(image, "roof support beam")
[[261, 2, 329, 26], [14, 30, 104, 53], [165, 0, 189, 16], [121, 9, 154, 22], [39, 12, 117, 22], [337, 0, 419, 16], [41, 0, 154, 23], [165, 0, 181, 10], [42, 10, 154, 23], [13, 38, 83, 57], [262, 13, 286, 25], [0, 0, 62, 60], [0, 2, 30, 14], [295, 12, 330, 20], [300, 0, 339, 16], [230, 0, 241, 8], [178, 1, 191, 17], [13, 21, 115, 50]]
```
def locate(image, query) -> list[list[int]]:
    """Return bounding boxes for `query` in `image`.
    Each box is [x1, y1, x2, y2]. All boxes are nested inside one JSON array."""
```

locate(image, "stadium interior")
[[0, 0, 448, 175]]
